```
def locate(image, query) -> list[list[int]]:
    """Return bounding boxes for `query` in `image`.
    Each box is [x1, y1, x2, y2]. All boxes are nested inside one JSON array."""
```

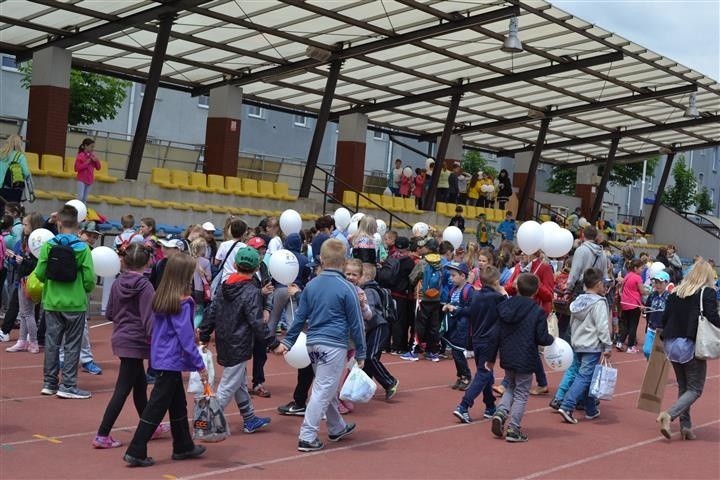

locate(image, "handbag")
[[694, 287, 720, 360], [192, 384, 230, 443], [589, 357, 618, 400], [547, 311, 560, 338]]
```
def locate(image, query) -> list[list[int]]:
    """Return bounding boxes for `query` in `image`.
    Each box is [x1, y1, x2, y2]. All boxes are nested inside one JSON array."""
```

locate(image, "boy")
[[497, 211, 517, 242], [406, 241, 445, 362], [114, 214, 143, 251], [360, 263, 399, 400], [453, 266, 506, 423], [558, 268, 612, 424], [35, 205, 96, 399], [488, 273, 554, 442], [448, 206, 465, 232], [475, 214, 495, 249], [442, 262, 474, 390], [274, 239, 366, 453], [642, 271, 670, 359], [199, 247, 276, 433]]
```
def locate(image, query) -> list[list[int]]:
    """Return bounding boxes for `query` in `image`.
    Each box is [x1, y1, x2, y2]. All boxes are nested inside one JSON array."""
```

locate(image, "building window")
[[293, 114, 307, 127], [713, 150, 718, 172], [373, 130, 385, 140], [1, 55, 18, 71], [710, 188, 715, 205], [247, 105, 264, 119], [198, 95, 209, 109]]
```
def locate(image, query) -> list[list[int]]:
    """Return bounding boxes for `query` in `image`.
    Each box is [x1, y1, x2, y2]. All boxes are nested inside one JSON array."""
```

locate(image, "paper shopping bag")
[[637, 332, 672, 413]]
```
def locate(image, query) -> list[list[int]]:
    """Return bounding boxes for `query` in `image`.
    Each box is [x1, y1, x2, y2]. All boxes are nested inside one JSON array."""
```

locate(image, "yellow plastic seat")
[[96, 195, 126, 205], [146, 199, 170, 209], [33, 189, 54, 200], [392, 196, 407, 213], [170, 170, 194, 191], [465, 205, 477, 219], [25, 152, 45, 176], [166, 201, 190, 211], [47, 190, 75, 201], [300, 213, 316, 221], [241, 178, 261, 197], [207, 174, 230, 194], [404, 197, 419, 213], [225, 176, 244, 195], [123, 196, 146, 207], [64, 156, 75, 175], [368, 193, 383, 210], [42, 154, 73, 179], [258, 180, 280, 199], [209, 204, 230, 214], [188, 172, 211, 192], [380, 195, 394, 211], [358, 193, 372, 210], [343, 190, 358, 208], [435, 202, 449, 217], [274, 182, 295, 201], [151, 168, 175, 188], [96, 161, 118, 183], [187, 202, 209, 212]]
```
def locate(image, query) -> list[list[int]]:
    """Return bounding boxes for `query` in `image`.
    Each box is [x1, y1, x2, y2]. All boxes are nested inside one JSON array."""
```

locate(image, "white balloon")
[[334, 208, 351, 231], [543, 337, 574, 372], [517, 220, 544, 255], [579, 217, 590, 228], [412, 222, 429, 238], [648, 261, 666, 278], [425, 158, 434, 169], [66, 199, 87, 222], [403, 166, 413, 177], [486, 185, 495, 193], [350, 212, 365, 224], [543, 228, 574, 258], [91, 246, 121, 277], [376, 219, 387, 236], [285, 332, 311, 369], [279, 209, 302, 235], [347, 221, 359, 236], [28, 228, 55, 258], [541, 221, 561, 236], [268, 249, 299, 285], [443, 226, 463, 249]]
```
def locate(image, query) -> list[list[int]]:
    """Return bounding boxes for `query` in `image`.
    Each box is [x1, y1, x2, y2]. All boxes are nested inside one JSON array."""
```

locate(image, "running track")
[[1, 318, 718, 479]]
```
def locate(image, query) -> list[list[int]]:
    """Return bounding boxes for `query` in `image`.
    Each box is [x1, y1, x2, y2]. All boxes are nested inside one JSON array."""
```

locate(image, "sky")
[[552, 0, 720, 81]]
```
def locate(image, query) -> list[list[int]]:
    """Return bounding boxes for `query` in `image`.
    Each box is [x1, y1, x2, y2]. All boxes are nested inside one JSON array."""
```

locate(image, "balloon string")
[[289, 292, 295, 329]]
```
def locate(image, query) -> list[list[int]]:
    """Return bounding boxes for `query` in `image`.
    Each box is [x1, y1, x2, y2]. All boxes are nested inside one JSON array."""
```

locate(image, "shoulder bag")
[[694, 287, 720, 360]]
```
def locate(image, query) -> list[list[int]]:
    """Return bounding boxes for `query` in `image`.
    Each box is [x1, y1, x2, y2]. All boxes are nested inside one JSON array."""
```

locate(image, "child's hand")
[[358, 291, 367, 305], [356, 359, 365, 369], [274, 344, 288, 355], [603, 350, 612, 359], [287, 283, 300, 296], [199, 369, 209, 384], [263, 310, 270, 324], [484, 361, 494, 371], [261, 283, 274, 296]]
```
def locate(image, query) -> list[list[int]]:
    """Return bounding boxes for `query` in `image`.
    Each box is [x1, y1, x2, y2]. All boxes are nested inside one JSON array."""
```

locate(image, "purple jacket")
[[107, 271, 155, 359], [151, 297, 205, 372]]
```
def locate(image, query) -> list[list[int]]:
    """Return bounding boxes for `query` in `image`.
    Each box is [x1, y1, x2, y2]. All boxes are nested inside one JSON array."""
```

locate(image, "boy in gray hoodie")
[[558, 268, 613, 424]]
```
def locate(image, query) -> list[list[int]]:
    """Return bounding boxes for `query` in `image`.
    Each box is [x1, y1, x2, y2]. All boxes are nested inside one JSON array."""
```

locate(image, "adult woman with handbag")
[[657, 259, 720, 440]]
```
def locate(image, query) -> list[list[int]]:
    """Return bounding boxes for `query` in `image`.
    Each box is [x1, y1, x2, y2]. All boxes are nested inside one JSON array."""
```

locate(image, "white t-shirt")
[[215, 239, 246, 282], [393, 167, 403, 188], [267, 236, 283, 255]]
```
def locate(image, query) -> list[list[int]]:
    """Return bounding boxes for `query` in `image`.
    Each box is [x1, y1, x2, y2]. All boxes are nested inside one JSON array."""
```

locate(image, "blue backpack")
[[421, 263, 442, 299]]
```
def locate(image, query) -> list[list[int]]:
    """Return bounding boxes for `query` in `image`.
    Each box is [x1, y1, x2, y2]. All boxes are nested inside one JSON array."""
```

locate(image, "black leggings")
[[98, 358, 148, 436], [618, 308, 641, 348]]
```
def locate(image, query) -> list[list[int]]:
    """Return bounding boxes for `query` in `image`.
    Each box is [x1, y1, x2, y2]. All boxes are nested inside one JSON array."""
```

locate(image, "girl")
[[467, 174, 480, 207], [618, 259, 645, 353], [468, 247, 494, 290], [123, 255, 208, 467], [5, 213, 44, 353], [94, 244, 169, 449], [399, 169, 412, 198], [0, 134, 30, 203], [190, 238, 212, 328], [496, 169, 513, 210], [351, 215, 377, 264], [139, 217, 163, 269], [413, 168, 425, 210], [74, 138, 101, 203], [264, 217, 283, 255]]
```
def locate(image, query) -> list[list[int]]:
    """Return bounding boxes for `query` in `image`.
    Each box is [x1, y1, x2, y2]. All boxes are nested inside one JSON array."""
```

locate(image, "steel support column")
[[299, 60, 341, 198], [589, 131, 621, 223], [424, 91, 461, 211], [125, 15, 174, 180], [645, 149, 676, 234], [517, 117, 551, 221]]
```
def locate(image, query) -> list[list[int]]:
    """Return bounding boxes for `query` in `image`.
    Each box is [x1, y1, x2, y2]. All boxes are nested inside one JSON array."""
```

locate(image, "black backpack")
[[46, 239, 81, 282], [377, 257, 401, 289], [366, 285, 398, 324]]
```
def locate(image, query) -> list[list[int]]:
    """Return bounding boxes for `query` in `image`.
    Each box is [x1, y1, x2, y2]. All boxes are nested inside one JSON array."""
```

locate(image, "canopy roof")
[[2, 0, 719, 164]]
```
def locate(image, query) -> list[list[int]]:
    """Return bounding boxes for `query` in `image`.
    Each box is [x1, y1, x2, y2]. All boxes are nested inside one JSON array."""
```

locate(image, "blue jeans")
[[554, 353, 580, 402], [560, 352, 602, 415], [460, 352, 495, 410]]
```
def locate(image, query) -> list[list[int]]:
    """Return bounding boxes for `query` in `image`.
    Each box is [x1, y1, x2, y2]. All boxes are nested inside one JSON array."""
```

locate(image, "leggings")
[[98, 358, 148, 436], [618, 308, 641, 347]]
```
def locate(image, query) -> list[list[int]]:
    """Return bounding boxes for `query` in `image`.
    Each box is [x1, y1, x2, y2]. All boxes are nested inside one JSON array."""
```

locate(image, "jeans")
[[554, 353, 580, 402], [59, 317, 94, 364], [452, 348, 471, 379], [125, 370, 195, 459], [363, 325, 396, 390], [460, 352, 495, 410], [215, 362, 255, 422], [299, 345, 348, 443], [44, 311, 86, 389], [668, 358, 707, 429], [415, 301, 442, 354], [559, 351, 602, 415], [98, 358, 147, 436], [77, 181, 91, 203], [497, 370, 533, 429]]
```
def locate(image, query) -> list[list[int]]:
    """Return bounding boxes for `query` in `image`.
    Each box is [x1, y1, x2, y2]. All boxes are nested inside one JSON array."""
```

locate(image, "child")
[[123, 255, 208, 467], [413, 168, 425, 210], [74, 138, 100, 203], [618, 259, 645, 353], [448, 206, 465, 233], [475, 214, 495, 248], [642, 270, 670, 359], [190, 238, 212, 328], [94, 243, 167, 448], [198, 247, 276, 434], [558, 268, 613, 424], [442, 262, 474, 390], [453, 266, 506, 423], [488, 273, 554, 442], [35, 205, 96, 398], [360, 263, 399, 400], [274, 239, 366, 453]]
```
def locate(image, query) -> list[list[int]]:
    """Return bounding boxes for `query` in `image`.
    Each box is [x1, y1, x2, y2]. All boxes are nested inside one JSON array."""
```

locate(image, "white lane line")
[[89, 321, 112, 329]]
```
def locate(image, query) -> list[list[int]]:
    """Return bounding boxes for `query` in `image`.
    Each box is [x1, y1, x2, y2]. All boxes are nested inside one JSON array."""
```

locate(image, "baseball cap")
[[395, 236, 410, 250], [202, 221, 216, 232], [80, 221, 100, 235], [246, 236, 266, 250], [651, 271, 671, 282], [159, 235, 189, 252], [234, 246, 260, 270], [445, 262, 469, 276]]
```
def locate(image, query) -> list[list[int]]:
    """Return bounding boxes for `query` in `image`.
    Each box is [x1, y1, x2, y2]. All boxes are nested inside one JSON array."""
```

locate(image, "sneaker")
[[558, 408, 578, 424], [483, 406, 497, 419], [298, 438, 324, 452], [389, 350, 404, 356], [529, 385, 549, 396], [627, 346, 639, 354], [59, 361, 64, 370], [123, 454, 155, 467], [549, 398, 561, 411], [56, 386, 92, 399], [615, 342, 626, 352], [277, 401, 306, 416], [243, 416, 271, 434], [450, 377, 462, 390], [92, 435, 122, 449], [338, 400, 352, 415], [151, 423, 170, 440], [40, 385, 58, 396], [0, 331, 10, 342], [457, 377, 470, 391], [28, 342, 40, 354], [400, 351, 419, 362], [82, 361, 103, 375], [385, 379, 399, 401], [328, 422, 356, 442], [427, 353, 441, 363], [491, 410, 508, 438], [453, 406, 472, 424], [505, 426, 528, 443], [171, 445, 206, 461], [250, 385, 272, 398], [6, 340, 28, 352], [585, 410, 601, 420]]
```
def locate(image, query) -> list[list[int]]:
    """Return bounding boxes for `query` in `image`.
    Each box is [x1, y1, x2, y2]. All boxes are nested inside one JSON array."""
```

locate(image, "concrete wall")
[[534, 191, 582, 212], [651, 205, 720, 261]]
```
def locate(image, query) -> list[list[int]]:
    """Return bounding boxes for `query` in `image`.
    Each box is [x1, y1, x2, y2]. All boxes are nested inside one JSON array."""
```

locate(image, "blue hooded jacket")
[[283, 233, 310, 288]]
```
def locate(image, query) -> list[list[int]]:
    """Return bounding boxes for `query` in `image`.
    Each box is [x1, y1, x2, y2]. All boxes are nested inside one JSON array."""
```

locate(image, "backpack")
[[366, 284, 398, 325], [377, 257, 401, 290], [117, 232, 138, 255], [3, 152, 25, 189], [421, 263, 442, 299], [553, 272, 572, 315], [46, 239, 81, 282]]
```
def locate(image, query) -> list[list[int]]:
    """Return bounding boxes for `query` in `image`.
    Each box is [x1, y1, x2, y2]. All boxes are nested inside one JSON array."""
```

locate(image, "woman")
[[497, 169, 513, 210], [657, 260, 720, 440], [0, 135, 31, 203], [666, 244, 684, 282]]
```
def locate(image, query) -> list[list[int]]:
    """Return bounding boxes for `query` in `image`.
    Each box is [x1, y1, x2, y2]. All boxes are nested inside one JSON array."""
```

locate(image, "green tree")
[[695, 187, 714, 214], [19, 63, 130, 126], [546, 165, 576, 195], [662, 158, 697, 212], [462, 150, 498, 177], [600, 156, 661, 187]]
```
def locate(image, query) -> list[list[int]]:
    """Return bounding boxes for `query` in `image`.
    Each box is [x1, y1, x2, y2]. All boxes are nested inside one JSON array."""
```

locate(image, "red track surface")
[[1, 318, 718, 479]]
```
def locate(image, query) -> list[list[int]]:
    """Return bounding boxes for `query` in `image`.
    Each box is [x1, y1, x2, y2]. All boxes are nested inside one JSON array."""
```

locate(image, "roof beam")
[[328, 51, 623, 120]]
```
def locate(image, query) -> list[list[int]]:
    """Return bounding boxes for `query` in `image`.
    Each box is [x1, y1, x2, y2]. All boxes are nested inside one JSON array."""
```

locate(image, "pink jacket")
[[75, 152, 100, 185], [399, 175, 412, 197]]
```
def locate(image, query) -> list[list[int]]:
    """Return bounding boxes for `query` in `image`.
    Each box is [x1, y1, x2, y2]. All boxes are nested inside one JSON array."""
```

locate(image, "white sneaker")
[[0, 332, 10, 342]]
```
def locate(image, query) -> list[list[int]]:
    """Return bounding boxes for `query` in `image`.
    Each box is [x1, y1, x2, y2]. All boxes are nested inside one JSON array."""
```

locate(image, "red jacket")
[[504, 258, 554, 314]]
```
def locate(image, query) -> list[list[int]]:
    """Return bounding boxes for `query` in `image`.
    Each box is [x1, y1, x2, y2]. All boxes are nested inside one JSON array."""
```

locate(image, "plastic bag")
[[339, 364, 377, 403], [547, 311, 559, 338], [188, 347, 214, 396], [192, 384, 230, 443], [589, 358, 617, 400]]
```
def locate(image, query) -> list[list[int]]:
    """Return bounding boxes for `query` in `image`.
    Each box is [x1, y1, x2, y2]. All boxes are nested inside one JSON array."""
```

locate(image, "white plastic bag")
[[188, 347, 215, 396], [339, 364, 377, 403], [589, 358, 617, 400]]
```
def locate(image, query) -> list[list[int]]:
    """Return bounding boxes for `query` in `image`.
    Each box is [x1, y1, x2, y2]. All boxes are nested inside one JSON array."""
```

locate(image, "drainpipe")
[[638, 159, 647, 216], [126, 82, 136, 141]]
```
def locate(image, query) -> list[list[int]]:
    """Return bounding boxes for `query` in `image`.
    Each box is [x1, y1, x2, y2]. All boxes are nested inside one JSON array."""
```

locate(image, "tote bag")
[[695, 287, 720, 360]]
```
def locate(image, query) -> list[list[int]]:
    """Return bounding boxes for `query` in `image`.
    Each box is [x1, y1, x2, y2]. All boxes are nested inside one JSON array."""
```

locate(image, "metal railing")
[[530, 198, 568, 225]]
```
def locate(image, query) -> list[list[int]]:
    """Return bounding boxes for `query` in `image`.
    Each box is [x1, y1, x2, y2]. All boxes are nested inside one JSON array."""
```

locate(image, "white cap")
[[202, 221, 216, 231]]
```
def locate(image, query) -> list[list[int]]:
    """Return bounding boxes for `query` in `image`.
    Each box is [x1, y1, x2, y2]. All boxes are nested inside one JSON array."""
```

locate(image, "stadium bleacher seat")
[[241, 178, 262, 197], [26, 152, 45, 176], [403, 197, 419, 214], [96, 161, 119, 183], [342, 190, 358, 209], [170, 170, 194, 191], [207, 174, 230, 194], [258, 180, 281, 199], [225, 176, 244, 195], [150, 168, 175, 188], [189, 172, 210, 192], [274, 183, 295, 201], [392, 196, 407, 213], [42, 155, 73, 179]]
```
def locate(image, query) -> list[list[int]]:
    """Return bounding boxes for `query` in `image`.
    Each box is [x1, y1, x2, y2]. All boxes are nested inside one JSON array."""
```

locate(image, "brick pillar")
[[333, 113, 367, 200], [512, 151, 534, 219], [575, 165, 598, 218], [204, 85, 242, 177], [26, 47, 71, 156]]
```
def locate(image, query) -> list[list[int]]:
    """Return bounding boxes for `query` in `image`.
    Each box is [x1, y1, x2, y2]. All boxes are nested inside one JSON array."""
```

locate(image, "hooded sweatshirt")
[[106, 271, 155, 359], [569, 293, 612, 353], [283, 233, 310, 288], [567, 241, 608, 289]]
